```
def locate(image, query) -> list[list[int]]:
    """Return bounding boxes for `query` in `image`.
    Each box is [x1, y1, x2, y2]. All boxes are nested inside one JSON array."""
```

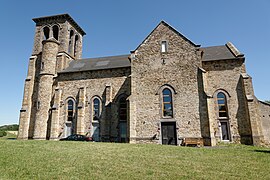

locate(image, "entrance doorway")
[[65, 123, 73, 137], [220, 121, 230, 141], [161, 122, 177, 145], [92, 123, 100, 142]]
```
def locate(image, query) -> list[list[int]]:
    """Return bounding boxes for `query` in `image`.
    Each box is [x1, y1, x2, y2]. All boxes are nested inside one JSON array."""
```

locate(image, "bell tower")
[[18, 14, 86, 140]]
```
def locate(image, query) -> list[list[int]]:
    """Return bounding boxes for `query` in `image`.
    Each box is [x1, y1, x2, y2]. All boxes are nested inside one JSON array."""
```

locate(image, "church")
[[18, 14, 270, 146]]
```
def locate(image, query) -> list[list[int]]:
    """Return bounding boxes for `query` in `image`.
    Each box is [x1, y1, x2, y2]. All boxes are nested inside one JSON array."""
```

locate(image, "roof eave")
[[32, 13, 86, 36]]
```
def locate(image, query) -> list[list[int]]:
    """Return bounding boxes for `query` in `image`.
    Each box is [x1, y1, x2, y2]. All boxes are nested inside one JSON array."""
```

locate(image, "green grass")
[[0, 139, 269, 180]]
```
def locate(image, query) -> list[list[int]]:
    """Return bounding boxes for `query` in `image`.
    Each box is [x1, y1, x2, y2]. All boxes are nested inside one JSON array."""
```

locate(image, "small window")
[[41, 62, 44, 71], [217, 92, 228, 118], [43, 26, 50, 40], [93, 98, 101, 120], [68, 30, 74, 54], [162, 88, 173, 117], [37, 101, 40, 110], [161, 41, 168, 53], [67, 100, 74, 121], [52, 25, 59, 40], [74, 35, 79, 57]]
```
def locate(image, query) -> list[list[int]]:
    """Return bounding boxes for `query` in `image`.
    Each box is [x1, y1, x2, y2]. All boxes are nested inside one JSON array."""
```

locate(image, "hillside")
[[0, 124, 19, 131]]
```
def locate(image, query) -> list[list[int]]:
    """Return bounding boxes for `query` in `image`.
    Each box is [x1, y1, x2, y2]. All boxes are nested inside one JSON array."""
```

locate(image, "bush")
[[0, 131, 7, 137]]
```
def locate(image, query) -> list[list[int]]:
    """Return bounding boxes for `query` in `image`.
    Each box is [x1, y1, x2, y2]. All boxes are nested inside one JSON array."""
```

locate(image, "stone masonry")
[[18, 14, 270, 146]]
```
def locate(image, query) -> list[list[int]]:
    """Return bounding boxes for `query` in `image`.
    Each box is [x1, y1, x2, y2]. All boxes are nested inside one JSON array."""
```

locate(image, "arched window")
[[217, 92, 228, 118], [52, 25, 59, 40], [68, 30, 74, 54], [162, 88, 173, 117], [119, 97, 127, 142], [74, 35, 79, 57], [93, 98, 101, 120], [43, 26, 50, 40], [67, 100, 74, 121]]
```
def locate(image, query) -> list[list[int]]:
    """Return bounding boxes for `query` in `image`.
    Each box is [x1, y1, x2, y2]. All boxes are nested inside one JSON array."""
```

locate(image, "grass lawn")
[[0, 138, 269, 180]]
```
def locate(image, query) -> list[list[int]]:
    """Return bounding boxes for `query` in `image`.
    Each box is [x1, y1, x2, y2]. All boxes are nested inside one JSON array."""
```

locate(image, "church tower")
[[18, 14, 86, 139]]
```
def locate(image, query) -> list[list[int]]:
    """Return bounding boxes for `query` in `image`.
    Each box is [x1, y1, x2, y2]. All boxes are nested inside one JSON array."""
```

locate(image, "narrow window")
[[93, 98, 101, 120], [217, 92, 228, 118], [162, 88, 173, 117], [68, 30, 74, 54], [67, 100, 74, 121], [119, 97, 127, 142], [74, 35, 79, 57], [52, 25, 59, 40], [41, 62, 44, 71], [161, 41, 168, 53], [37, 101, 40, 110], [43, 26, 50, 40]]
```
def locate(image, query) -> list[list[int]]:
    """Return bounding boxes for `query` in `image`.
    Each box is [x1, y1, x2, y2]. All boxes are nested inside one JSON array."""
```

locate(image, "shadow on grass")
[[254, 150, 270, 154]]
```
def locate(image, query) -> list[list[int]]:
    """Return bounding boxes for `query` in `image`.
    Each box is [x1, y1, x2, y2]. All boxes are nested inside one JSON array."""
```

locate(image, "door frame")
[[160, 120, 178, 145], [219, 120, 231, 142]]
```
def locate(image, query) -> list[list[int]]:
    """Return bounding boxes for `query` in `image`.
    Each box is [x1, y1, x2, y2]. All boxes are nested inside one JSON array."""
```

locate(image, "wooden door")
[[161, 122, 177, 145]]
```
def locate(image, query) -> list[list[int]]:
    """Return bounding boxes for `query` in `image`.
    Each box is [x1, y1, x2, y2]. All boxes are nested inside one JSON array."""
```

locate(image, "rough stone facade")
[[18, 14, 270, 146]]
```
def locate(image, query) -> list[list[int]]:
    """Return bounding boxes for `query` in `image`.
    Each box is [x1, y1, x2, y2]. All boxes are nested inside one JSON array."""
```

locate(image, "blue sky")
[[0, 0, 269, 126]]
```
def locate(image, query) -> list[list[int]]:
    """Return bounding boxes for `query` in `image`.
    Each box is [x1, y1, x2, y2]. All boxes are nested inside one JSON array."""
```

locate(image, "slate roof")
[[60, 54, 130, 73], [60, 44, 243, 73], [201, 45, 241, 61]]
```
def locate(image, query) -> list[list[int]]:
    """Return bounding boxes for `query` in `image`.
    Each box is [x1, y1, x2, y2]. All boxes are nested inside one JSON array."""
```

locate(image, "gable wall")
[[130, 23, 202, 143]]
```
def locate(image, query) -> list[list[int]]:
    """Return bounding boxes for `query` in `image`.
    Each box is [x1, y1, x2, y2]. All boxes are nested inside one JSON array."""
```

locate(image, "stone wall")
[[130, 22, 202, 144], [202, 59, 253, 144], [258, 101, 270, 145], [55, 67, 131, 140]]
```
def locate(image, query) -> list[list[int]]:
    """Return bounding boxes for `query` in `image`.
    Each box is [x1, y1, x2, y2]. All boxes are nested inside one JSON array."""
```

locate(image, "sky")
[[0, 0, 269, 126]]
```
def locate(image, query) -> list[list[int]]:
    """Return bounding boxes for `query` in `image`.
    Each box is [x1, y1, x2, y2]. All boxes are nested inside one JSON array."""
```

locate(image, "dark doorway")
[[221, 122, 230, 140], [161, 122, 177, 145]]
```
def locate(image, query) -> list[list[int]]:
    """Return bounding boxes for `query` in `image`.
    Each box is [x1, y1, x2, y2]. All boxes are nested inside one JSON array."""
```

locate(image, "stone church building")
[[18, 14, 270, 146]]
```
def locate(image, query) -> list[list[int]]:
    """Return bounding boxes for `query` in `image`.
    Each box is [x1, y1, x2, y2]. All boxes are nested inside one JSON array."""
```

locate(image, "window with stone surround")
[[92, 97, 101, 121], [68, 30, 74, 54], [216, 91, 231, 141], [52, 25, 59, 40], [217, 92, 228, 118], [162, 88, 173, 117], [161, 41, 168, 53], [74, 35, 79, 57], [119, 96, 127, 143], [67, 99, 74, 121], [43, 26, 50, 40]]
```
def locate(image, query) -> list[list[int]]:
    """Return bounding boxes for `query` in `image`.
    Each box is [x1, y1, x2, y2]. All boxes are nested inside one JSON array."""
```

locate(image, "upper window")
[[161, 41, 168, 53], [52, 25, 59, 40], [217, 92, 228, 118], [43, 26, 50, 40], [93, 98, 101, 121], [68, 30, 74, 54], [74, 35, 79, 57], [67, 100, 74, 121], [162, 88, 173, 117]]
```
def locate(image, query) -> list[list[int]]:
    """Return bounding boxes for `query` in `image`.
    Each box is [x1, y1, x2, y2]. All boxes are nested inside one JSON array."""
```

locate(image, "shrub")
[[0, 131, 7, 137]]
